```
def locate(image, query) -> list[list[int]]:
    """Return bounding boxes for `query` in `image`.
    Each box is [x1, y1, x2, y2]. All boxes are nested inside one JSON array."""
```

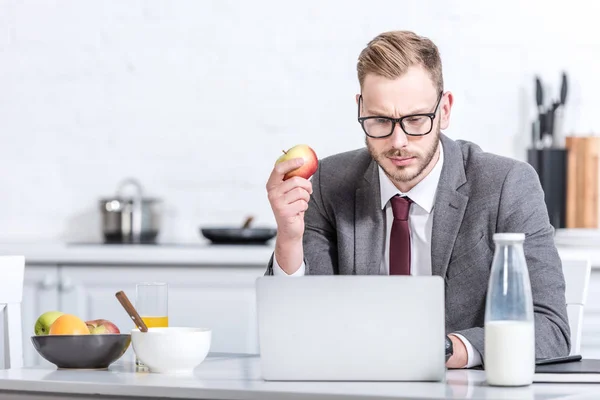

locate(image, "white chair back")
[[0, 256, 24, 369], [561, 257, 591, 356]]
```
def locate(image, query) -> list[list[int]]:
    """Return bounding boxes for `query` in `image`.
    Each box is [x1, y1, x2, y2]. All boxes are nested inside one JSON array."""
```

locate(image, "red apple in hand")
[[276, 144, 318, 180], [86, 319, 120, 334]]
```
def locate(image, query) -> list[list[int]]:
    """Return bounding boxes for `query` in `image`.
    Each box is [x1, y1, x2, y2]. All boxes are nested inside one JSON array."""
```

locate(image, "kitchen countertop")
[[0, 354, 597, 400], [0, 234, 596, 269], [0, 242, 274, 266]]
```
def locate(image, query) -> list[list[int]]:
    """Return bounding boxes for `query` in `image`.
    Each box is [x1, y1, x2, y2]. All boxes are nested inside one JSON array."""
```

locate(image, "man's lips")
[[388, 156, 416, 166]]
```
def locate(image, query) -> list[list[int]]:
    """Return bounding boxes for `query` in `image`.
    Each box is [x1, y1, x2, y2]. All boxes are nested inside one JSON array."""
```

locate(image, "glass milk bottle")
[[484, 233, 535, 386]]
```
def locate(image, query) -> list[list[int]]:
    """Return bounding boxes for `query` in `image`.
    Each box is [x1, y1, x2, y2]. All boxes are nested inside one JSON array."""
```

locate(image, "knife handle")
[[560, 72, 568, 105], [536, 76, 544, 107], [547, 110, 555, 139], [539, 111, 546, 136], [532, 121, 541, 149]]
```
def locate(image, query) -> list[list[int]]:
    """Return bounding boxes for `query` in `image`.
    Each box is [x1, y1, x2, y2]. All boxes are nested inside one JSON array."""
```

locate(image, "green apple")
[[276, 144, 318, 180], [34, 311, 65, 336]]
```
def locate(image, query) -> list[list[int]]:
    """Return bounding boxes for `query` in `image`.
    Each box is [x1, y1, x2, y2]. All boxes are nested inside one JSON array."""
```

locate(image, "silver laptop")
[[256, 275, 446, 381]]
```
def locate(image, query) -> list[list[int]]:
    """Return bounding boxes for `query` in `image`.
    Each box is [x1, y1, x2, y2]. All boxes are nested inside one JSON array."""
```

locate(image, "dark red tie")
[[390, 195, 412, 275]]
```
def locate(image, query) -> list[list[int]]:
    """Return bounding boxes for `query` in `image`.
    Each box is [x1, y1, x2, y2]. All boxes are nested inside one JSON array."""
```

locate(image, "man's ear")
[[440, 91, 453, 130]]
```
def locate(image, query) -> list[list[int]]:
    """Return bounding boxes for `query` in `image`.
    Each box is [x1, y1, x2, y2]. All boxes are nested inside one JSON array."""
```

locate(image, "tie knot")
[[390, 195, 412, 221]]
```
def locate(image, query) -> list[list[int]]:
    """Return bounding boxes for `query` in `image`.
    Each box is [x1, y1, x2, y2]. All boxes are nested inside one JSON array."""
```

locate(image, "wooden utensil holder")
[[565, 136, 600, 228]]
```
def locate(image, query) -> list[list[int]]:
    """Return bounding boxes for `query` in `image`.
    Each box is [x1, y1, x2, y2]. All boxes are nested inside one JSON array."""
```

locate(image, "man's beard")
[[366, 128, 440, 185]]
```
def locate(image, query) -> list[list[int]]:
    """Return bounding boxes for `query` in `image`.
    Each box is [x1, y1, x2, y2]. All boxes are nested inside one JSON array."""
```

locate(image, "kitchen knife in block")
[[566, 136, 600, 228]]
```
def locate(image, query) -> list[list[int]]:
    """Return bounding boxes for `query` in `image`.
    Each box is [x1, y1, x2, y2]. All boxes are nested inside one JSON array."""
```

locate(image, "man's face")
[[357, 66, 453, 190]]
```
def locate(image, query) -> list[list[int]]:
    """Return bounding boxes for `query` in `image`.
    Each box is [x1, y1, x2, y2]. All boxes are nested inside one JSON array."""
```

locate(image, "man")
[[264, 30, 570, 369]]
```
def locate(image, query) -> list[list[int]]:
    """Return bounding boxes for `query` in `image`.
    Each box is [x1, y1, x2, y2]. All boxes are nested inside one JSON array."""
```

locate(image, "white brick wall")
[[1, 0, 599, 243]]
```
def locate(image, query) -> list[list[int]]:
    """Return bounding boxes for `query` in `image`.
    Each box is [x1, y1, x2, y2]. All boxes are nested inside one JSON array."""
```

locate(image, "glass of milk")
[[484, 233, 535, 386]]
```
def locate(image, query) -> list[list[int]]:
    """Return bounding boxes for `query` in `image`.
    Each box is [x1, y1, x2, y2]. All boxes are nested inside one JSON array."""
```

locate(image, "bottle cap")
[[493, 233, 525, 242]]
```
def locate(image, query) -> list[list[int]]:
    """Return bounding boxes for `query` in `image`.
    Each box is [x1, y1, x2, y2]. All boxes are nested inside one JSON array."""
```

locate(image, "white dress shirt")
[[273, 143, 482, 368]]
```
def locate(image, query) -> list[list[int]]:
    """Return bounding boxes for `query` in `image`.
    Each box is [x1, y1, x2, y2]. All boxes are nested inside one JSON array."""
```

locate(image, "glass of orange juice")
[[135, 282, 168, 366]]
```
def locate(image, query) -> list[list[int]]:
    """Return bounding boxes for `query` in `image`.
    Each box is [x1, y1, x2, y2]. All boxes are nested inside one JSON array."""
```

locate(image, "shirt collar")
[[378, 141, 444, 213]]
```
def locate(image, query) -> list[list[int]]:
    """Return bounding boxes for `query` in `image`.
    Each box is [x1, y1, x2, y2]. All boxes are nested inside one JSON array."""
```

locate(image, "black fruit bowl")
[[31, 334, 131, 369]]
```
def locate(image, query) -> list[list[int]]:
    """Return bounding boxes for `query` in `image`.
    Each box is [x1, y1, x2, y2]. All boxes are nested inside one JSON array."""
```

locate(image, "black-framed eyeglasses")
[[357, 91, 443, 138]]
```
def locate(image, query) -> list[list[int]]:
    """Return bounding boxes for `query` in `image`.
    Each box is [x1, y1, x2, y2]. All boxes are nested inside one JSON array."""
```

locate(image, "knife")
[[536, 76, 555, 148], [550, 72, 568, 147], [546, 109, 555, 148], [535, 76, 544, 111], [560, 72, 568, 105], [535, 76, 545, 148]]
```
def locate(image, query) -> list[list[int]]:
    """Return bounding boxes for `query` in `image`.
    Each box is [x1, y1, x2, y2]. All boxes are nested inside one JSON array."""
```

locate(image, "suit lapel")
[[354, 160, 384, 275], [431, 135, 469, 279], [431, 188, 468, 278]]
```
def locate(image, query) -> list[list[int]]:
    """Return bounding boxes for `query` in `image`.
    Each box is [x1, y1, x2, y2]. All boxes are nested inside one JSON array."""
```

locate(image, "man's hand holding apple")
[[266, 145, 318, 275]]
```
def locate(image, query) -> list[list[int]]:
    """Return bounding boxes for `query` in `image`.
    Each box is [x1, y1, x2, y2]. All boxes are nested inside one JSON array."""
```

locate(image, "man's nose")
[[389, 122, 409, 148]]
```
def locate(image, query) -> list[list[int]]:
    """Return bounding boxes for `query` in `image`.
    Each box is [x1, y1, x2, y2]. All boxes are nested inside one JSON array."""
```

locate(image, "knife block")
[[565, 136, 600, 228], [527, 148, 568, 229]]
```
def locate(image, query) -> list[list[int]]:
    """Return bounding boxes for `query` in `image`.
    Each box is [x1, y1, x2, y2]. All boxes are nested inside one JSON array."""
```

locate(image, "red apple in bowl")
[[276, 144, 318, 180], [86, 319, 120, 334]]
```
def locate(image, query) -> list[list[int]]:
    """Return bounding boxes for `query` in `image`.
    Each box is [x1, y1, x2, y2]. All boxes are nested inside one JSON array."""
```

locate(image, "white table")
[[0, 354, 599, 400]]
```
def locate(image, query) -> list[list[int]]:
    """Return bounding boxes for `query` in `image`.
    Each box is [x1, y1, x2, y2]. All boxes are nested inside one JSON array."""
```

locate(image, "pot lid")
[[99, 178, 162, 204]]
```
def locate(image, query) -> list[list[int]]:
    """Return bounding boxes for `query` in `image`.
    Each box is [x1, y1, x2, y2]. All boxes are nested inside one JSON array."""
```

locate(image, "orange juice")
[[141, 316, 168, 328]]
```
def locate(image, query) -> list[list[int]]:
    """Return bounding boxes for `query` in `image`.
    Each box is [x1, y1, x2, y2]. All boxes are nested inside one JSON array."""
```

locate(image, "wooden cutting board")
[[566, 136, 600, 228]]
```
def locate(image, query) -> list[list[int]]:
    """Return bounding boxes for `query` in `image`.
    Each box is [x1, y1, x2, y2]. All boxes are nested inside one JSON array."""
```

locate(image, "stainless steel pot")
[[99, 178, 162, 243]]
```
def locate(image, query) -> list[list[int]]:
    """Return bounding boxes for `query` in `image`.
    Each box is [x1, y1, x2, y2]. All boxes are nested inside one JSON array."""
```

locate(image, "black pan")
[[200, 227, 277, 245]]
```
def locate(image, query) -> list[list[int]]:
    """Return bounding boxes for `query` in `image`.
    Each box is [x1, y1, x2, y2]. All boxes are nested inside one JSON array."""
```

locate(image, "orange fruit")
[[48, 314, 90, 335]]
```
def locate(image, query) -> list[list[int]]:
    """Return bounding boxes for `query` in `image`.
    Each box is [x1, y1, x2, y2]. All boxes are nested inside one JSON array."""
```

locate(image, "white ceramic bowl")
[[131, 327, 211, 374]]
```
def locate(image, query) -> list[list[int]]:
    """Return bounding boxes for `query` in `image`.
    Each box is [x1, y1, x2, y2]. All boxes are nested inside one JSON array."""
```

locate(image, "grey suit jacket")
[[266, 134, 570, 363]]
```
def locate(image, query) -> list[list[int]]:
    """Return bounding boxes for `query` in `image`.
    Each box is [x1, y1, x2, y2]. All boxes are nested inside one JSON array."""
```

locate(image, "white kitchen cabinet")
[[17, 262, 266, 367], [57, 265, 265, 360], [20, 265, 60, 367]]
